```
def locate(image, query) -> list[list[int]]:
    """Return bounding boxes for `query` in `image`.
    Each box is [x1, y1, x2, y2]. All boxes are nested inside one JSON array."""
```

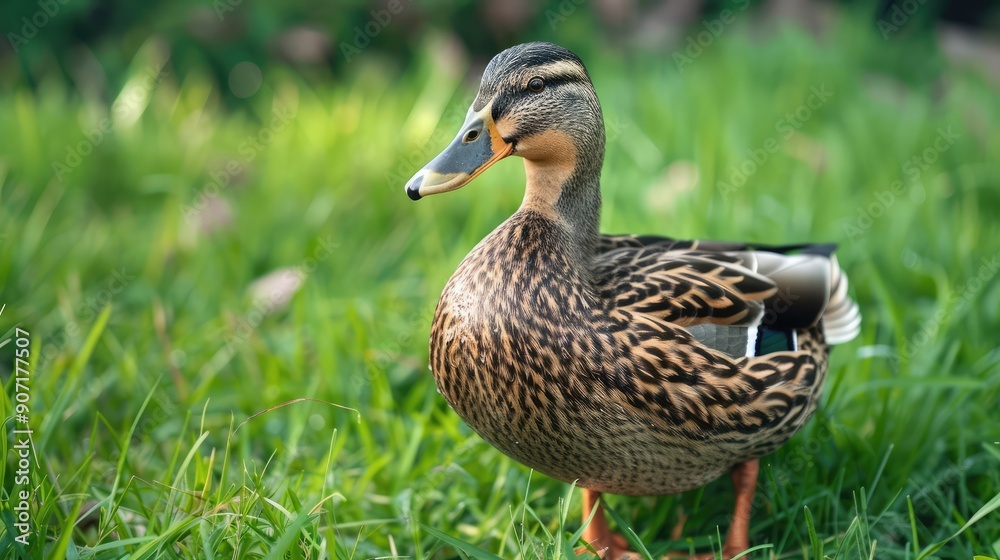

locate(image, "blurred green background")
[[2, 0, 1000, 558]]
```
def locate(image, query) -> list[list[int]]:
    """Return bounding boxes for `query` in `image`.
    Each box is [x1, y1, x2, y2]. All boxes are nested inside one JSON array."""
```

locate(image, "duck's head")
[[405, 42, 605, 202]]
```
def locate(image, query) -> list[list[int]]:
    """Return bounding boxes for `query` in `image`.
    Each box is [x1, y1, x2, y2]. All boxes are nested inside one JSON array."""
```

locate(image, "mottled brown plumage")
[[406, 42, 860, 559]]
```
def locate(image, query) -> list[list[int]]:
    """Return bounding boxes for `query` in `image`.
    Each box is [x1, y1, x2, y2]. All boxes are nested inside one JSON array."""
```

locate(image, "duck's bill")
[[405, 103, 513, 201]]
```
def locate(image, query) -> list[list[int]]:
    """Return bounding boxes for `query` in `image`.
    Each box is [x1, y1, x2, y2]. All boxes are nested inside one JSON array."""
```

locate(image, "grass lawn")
[[2, 15, 1000, 560]]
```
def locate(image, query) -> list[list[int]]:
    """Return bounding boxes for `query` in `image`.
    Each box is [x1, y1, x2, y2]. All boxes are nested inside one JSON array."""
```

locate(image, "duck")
[[404, 42, 860, 559]]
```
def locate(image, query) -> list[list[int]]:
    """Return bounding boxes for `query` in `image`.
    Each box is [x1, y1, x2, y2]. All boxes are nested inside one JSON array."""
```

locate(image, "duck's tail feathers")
[[745, 246, 861, 346], [821, 255, 862, 345]]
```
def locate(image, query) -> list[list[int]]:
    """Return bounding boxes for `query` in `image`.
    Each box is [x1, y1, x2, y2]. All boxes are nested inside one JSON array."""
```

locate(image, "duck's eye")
[[527, 77, 545, 93]]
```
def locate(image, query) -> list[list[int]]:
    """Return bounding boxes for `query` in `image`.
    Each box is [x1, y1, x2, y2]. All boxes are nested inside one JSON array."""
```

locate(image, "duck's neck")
[[519, 146, 603, 263], [555, 167, 602, 260]]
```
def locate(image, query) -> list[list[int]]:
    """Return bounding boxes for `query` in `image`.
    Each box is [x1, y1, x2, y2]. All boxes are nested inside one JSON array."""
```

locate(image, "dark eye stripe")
[[490, 69, 591, 138], [495, 77, 585, 118], [528, 75, 580, 89], [533, 77, 568, 89]]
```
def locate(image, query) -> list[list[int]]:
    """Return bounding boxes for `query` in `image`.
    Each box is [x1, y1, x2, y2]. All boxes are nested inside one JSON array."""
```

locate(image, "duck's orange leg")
[[667, 459, 760, 560], [579, 489, 633, 559], [722, 459, 759, 556], [687, 459, 760, 560], [581, 461, 759, 560]]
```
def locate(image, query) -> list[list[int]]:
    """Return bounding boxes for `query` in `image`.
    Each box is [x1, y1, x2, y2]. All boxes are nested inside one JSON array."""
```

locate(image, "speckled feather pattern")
[[430, 211, 830, 496]]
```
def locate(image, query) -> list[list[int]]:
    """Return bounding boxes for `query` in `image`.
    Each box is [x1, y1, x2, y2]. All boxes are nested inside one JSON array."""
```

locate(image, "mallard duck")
[[404, 42, 860, 559]]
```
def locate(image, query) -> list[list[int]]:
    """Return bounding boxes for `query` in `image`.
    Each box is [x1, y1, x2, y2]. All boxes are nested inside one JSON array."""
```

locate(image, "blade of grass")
[[908, 495, 919, 558], [101, 376, 160, 538], [805, 505, 822, 560], [565, 486, 601, 558], [603, 502, 655, 560], [918, 491, 1000, 559], [732, 544, 774, 559], [420, 524, 505, 560], [262, 499, 322, 560]]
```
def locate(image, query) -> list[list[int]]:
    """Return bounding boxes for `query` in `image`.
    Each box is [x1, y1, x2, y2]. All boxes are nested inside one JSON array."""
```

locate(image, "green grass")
[[2, 15, 1000, 560]]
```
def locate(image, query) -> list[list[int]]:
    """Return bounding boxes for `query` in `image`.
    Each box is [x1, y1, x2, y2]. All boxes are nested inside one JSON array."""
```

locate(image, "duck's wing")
[[595, 234, 861, 356], [594, 246, 776, 328]]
